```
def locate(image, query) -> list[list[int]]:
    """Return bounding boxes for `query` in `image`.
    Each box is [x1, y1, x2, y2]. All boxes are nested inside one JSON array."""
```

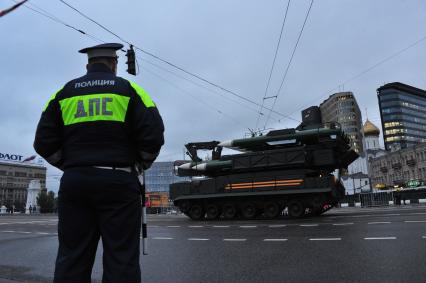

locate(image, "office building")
[[320, 92, 363, 153], [145, 161, 186, 192], [144, 161, 189, 213], [0, 161, 47, 210], [377, 82, 426, 151]]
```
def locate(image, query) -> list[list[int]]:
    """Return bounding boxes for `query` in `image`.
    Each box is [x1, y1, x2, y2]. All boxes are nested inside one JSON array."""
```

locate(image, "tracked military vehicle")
[[170, 106, 358, 220]]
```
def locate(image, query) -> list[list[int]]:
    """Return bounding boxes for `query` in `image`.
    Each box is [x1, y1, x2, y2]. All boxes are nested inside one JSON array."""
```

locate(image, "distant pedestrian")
[[32, 206, 36, 213], [29, 205, 32, 214]]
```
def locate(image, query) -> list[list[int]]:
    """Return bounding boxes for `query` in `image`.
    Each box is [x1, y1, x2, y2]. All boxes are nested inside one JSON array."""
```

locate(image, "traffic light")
[[126, 45, 136, 75]]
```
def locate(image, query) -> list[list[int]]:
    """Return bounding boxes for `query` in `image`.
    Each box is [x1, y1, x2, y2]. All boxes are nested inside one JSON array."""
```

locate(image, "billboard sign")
[[0, 152, 23, 162]]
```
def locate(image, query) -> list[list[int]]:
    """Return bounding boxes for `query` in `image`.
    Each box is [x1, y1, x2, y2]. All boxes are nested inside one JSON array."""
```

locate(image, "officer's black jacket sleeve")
[[34, 91, 64, 169], [127, 85, 165, 169]]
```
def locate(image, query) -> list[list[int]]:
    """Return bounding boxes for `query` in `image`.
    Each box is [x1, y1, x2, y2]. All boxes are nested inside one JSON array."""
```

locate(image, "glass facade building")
[[145, 161, 187, 192], [377, 82, 426, 151], [320, 92, 363, 153]]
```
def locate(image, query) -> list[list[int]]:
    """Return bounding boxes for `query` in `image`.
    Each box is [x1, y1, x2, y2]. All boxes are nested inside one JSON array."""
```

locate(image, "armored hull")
[[170, 107, 358, 219]]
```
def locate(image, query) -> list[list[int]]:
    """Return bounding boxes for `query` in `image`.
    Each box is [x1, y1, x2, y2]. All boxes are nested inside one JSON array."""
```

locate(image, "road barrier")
[[339, 189, 426, 207]]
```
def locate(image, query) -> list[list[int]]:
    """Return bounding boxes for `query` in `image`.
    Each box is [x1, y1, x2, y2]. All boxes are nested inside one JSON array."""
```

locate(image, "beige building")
[[320, 92, 363, 153], [0, 161, 47, 210], [370, 142, 426, 188]]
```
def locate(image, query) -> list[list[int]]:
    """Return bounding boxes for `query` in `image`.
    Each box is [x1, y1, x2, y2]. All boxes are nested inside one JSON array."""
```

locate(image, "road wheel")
[[287, 200, 305, 218], [206, 204, 220, 220], [188, 204, 205, 220], [241, 202, 257, 219], [264, 201, 280, 218], [223, 203, 237, 219], [179, 201, 191, 214]]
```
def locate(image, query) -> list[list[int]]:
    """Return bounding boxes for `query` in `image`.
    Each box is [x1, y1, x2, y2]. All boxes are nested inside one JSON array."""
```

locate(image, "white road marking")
[[16, 231, 31, 234], [36, 232, 50, 235], [188, 238, 210, 241], [1, 231, 15, 233], [152, 237, 173, 240], [309, 238, 341, 241], [368, 222, 391, 225], [422, 236, 426, 239], [364, 237, 396, 240], [223, 238, 247, 242], [268, 224, 287, 228], [263, 239, 288, 242], [167, 226, 181, 228], [188, 225, 203, 228], [240, 225, 257, 228], [213, 225, 230, 228], [349, 215, 375, 218], [300, 224, 319, 227], [404, 220, 426, 223], [332, 223, 354, 226], [0, 221, 55, 225]]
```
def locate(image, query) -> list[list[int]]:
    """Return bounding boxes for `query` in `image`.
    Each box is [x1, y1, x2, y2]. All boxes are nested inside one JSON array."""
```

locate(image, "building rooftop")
[[319, 91, 354, 106], [363, 120, 380, 136], [0, 161, 46, 169], [377, 82, 426, 98]]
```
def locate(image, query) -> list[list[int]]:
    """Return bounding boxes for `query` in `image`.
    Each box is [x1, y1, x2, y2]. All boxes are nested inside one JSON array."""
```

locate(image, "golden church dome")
[[363, 120, 380, 136]]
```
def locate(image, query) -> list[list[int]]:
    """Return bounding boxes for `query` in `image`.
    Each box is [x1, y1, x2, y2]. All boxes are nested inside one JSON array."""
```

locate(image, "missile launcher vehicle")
[[170, 106, 358, 220]]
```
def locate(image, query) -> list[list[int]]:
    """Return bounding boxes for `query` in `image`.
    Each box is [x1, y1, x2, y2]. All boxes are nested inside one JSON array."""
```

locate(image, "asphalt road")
[[0, 205, 425, 283]]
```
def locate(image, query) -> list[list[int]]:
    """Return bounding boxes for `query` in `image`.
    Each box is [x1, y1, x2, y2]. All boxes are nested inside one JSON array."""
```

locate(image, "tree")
[[37, 190, 55, 213]]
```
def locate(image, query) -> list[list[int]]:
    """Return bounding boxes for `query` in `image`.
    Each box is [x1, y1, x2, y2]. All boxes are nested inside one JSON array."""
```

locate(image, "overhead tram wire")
[[140, 65, 250, 129], [11, 0, 105, 43], [289, 33, 426, 117], [59, 0, 131, 46], [16, 1, 269, 126], [17, 0, 263, 117], [263, 0, 314, 129], [58, 0, 301, 123], [135, 55, 270, 118], [15, 2, 274, 129], [255, 0, 291, 132], [22, 0, 298, 123]]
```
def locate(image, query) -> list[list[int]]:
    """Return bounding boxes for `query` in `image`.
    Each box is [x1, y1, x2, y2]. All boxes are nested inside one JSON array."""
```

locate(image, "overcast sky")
[[1, 0, 426, 191]]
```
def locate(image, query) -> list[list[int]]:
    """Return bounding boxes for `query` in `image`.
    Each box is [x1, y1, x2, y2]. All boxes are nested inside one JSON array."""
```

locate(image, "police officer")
[[34, 43, 164, 283]]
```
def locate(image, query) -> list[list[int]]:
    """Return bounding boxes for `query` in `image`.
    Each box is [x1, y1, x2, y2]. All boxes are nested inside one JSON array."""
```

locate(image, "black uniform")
[[34, 62, 164, 283]]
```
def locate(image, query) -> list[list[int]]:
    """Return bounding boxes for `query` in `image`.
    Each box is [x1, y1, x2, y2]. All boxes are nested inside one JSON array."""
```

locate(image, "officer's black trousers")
[[54, 167, 142, 283]]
